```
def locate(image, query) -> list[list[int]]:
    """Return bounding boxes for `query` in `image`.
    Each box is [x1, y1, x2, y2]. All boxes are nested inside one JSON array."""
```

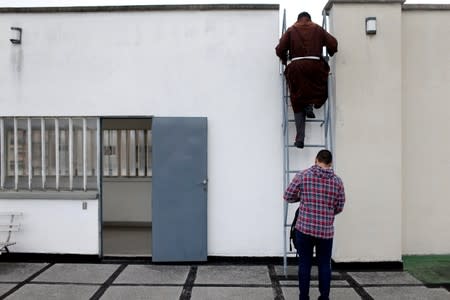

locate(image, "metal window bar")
[[69, 118, 73, 190], [41, 118, 46, 189], [0, 118, 4, 189], [126, 130, 130, 177], [97, 118, 100, 191], [27, 118, 32, 190], [13, 118, 18, 191], [83, 118, 87, 191], [144, 130, 148, 177], [55, 118, 60, 191], [281, 9, 335, 276]]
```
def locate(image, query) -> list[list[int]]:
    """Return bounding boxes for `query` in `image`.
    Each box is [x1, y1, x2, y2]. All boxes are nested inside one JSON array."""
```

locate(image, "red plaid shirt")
[[284, 165, 345, 239]]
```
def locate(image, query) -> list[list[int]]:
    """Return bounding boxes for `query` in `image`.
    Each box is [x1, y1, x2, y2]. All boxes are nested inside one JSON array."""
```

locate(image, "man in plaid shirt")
[[284, 150, 345, 300]]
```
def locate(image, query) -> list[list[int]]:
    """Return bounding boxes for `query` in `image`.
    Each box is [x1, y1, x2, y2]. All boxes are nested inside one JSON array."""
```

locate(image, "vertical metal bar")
[[55, 118, 59, 191], [27, 118, 32, 190], [97, 118, 100, 191], [83, 118, 87, 191], [13, 118, 18, 191], [69, 118, 73, 191], [126, 130, 130, 177], [41, 118, 46, 189], [144, 130, 147, 177], [0, 118, 4, 190], [137, 130, 141, 176], [107, 131, 111, 177], [133, 131, 137, 176], [117, 129, 122, 176]]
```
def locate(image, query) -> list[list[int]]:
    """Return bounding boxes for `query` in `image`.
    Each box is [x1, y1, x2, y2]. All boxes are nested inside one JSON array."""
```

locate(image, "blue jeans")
[[296, 230, 333, 300]]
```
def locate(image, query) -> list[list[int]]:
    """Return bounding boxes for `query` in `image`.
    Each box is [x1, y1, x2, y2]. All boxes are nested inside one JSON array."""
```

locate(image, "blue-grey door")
[[152, 117, 207, 262]]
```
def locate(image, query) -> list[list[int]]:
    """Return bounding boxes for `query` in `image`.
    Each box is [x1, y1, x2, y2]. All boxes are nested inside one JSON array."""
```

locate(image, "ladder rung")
[[287, 144, 325, 148], [286, 170, 300, 174], [288, 119, 325, 123]]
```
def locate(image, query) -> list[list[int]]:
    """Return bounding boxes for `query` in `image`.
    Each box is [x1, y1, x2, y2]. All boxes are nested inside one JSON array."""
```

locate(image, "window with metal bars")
[[102, 129, 152, 177], [0, 117, 100, 192]]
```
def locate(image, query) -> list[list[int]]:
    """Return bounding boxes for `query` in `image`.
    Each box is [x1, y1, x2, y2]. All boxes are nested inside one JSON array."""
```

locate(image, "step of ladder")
[[287, 144, 325, 148], [288, 119, 325, 123]]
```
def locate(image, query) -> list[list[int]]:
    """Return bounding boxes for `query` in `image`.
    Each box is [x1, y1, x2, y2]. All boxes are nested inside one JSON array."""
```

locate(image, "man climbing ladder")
[[275, 11, 338, 149]]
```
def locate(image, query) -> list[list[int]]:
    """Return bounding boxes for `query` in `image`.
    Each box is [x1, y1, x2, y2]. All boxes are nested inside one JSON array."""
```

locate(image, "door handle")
[[202, 179, 208, 186]]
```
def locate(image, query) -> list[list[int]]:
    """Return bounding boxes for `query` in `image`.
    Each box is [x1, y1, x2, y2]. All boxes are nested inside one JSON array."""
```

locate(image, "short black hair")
[[297, 12, 311, 21], [316, 149, 332, 165]]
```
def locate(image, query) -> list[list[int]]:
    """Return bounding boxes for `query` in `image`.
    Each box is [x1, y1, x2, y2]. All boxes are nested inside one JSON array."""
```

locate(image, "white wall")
[[402, 9, 450, 255], [0, 7, 283, 256], [329, 3, 403, 262], [0, 199, 99, 254]]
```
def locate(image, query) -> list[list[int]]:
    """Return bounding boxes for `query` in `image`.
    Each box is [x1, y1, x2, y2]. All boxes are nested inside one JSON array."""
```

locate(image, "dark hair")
[[316, 149, 332, 165], [297, 12, 311, 21]]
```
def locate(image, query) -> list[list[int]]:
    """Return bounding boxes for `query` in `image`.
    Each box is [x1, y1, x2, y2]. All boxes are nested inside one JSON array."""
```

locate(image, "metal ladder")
[[281, 9, 335, 276]]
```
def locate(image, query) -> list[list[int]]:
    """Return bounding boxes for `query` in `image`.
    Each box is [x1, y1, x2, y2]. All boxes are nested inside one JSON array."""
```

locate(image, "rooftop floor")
[[0, 262, 449, 299]]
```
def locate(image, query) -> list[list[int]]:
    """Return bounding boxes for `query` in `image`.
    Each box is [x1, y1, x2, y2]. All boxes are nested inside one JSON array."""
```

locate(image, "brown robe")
[[276, 20, 338, 113]]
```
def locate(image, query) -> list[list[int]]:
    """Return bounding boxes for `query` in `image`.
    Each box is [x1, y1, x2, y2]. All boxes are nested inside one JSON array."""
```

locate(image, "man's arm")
[[334, 179, 345, 215], [283, 173, 302, 203], [275, 30, 290, 65], [323, 29, 338, 57]]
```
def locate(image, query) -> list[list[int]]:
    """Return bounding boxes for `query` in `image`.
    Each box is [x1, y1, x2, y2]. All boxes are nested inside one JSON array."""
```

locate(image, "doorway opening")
[[101, 118, 152, 257]]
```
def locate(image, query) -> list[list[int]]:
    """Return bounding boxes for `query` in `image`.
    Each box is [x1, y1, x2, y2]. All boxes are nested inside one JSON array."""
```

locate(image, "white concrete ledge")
[[0, 4, 280, 13], [0, 191, 98, 200], [324, 0, 405, 12], [403, 4, 450, 11]]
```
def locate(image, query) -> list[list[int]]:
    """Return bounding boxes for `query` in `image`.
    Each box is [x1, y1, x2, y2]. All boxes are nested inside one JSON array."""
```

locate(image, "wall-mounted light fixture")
[[10, 27, 22, 44], [365, 17, 377, 35]]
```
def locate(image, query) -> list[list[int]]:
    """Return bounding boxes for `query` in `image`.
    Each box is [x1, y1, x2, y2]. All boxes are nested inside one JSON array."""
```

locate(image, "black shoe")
[[294, 141, 304, 149], [306, 111, 316, 119], [304, 106, 316, 119]]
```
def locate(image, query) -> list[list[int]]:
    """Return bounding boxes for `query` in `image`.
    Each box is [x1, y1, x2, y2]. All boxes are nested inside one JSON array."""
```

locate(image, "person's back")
[[296, 164, 344, 239], [278, 19, 336, 62], [275, 12, 338, 149], [284, 150, 345, 300]]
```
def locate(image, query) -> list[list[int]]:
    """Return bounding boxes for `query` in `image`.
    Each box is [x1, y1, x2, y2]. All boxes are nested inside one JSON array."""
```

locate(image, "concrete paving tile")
[[0, 284, 16, 296], [365, 286, 450, 300], [0, 263, 48, 282], [275, 265, 301, 277], [282, 287, 361, 300], [100, 286, 182, 300], [191, 287, 274, 300], [348, 271, 422, 285], [275, 265, 340, 278], [279, 280, 349, 287], [4, 284, 98, 300], [32, 264, 119, 284], [206, 265, 272, 285], [114, 265, 189, 284], [196, 265, 271, 285]]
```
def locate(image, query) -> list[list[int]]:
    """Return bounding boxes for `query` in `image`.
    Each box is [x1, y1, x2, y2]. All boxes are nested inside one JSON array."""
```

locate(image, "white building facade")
[[1, 1, 449, 263]]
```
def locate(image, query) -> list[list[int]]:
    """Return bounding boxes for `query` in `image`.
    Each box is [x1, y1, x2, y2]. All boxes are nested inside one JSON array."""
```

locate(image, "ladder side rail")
[[281, 8, 290, 277]]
